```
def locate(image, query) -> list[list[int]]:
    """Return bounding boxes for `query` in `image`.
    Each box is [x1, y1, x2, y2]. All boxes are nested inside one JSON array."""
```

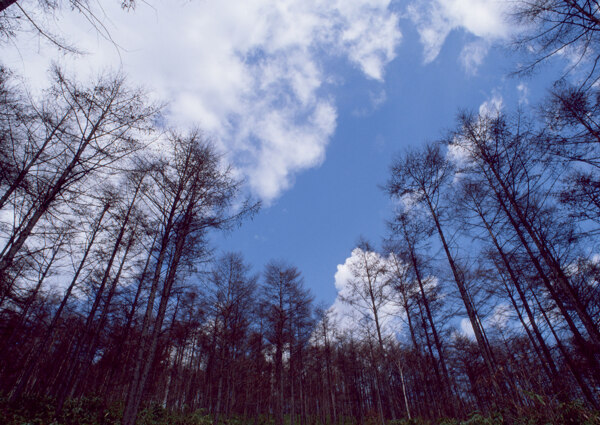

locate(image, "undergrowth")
[[1, 396, 598, 425]]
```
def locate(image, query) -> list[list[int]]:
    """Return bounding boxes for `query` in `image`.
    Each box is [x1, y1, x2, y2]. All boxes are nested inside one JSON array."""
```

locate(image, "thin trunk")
[[0, 236, 63, 359], [71, 231, 136, 400], [58, 179, 142, 406], [122, 196, 193, 425], [110, 232, 158, 399], [486, 180, 600, 378], [10, 203, 109, 400], [407, 245, 452, 395], [0, 99, 114, 282], [530, 289, 599, 408], [500, 273, 556, 381], [472, 132, 600, 347], [474, 201, 561, 380], [424, 195, 499, 386], [396, 362, 411, 420], [0, 110, 71, 210]]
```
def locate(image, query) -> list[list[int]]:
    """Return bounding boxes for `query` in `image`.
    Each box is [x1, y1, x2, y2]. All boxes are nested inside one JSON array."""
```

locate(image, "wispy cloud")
[[407, 0, 510, 64], [479, 92, 503, 116], [460, 40, 489, 75], [517, 82, 529, 105]]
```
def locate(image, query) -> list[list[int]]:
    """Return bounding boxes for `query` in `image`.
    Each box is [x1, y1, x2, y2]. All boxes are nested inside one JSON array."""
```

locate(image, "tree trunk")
[[10, 202, 109, 401], [424, 195, 499, 390]]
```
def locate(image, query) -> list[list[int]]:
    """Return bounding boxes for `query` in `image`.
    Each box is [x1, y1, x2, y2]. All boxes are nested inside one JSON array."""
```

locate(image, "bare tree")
[[0, 66, 158, 301], [451, 111, 600, 355], [385, 215, 455, 415], [204, 252, 258, 425], [121, 131, 257, 425], [387, 144, 500, 393], [338, 239, 400, 423], [260, 260, 313, 425], [0, 0, 136, 53], [511, 0, 600, 88]]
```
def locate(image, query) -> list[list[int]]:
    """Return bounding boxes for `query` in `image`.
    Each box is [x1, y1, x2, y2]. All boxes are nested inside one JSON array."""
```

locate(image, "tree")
[[54, 169, 148, 410], [511, 0, 600, 88], [121, 131, 258, 425], [451, 176, 598, 404], [339, 240, 391, 355], [0, 66, 158, 301], [338, 239, 399, 423], [387, 144, 501, 394], [260, 260, 313, 425], [537, 82, 600, 233], [0, 0, 135, 53], [385, 215, 455, 415], [9, 193, 112, 400], [204, 252, 258, 424], [450, 111, 600, 357]]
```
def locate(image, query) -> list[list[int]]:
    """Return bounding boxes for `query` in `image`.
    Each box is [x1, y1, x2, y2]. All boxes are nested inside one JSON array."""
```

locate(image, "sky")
[[1, 0, 567, 316]]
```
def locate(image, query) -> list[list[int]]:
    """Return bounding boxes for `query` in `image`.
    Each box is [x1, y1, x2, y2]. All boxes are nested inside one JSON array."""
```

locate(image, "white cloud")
[[446, 137, 472, 168], [479, 92, 503, 117], [458, 304, 511, 340], [446, 92, 503, 169], [489, 303, 511, 330], [460, 40, 489, 75], [517, 82, 529, 105], [3, 0, 401, 203], [328, 247, 402, 338], [408, 0, 510, 64], [399, 191, 423, 212], [352, 88, 388, 117], [460, 318, 475, 339], [329, 252, 371, 334]]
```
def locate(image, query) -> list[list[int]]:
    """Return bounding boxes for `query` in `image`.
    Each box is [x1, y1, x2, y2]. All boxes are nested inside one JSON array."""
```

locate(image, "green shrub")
[[388, 417, 432, 425], [461, 412, 503, 425]]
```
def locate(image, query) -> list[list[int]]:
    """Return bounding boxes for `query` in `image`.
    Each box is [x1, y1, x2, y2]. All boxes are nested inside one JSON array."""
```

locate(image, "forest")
[[1, 1, 600, 424]]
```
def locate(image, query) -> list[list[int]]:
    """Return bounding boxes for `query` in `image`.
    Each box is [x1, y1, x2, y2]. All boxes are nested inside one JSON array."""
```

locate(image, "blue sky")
[[215, 12, 564, 307], [2, 0, 567, 308]]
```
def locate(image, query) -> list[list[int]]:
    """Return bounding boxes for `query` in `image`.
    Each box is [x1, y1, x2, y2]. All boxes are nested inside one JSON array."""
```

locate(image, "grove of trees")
[[1, 0, 600, 424]]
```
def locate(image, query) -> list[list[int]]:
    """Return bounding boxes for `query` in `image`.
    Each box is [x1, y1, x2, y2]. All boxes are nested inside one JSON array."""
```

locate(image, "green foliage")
[[513, 399, 600, 425], [1, 396, 599, 425], [551, 400, 600, 425], [437, 419, 459, 425], [0, 396, 213, 425], [461, 412, 503, 425], [126, 402, 216, 425], [0, 395, 121, 425], [61, 397, 121, 425], [432, 402, 600, 425], [0, 395, 57, 425]]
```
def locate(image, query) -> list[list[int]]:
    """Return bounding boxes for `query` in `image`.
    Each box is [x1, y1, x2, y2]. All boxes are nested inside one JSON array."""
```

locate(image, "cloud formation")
[[4, 0, 401, 203], [407, 0, 510, 65], [446, 93, 504, 168], [328, 247, 401, 338], [460, 40, 490, 75]]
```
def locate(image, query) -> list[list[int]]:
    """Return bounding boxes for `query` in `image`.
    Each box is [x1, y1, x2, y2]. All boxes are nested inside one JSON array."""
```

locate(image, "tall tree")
[[387, 144, 501, 394], [205, 252, 258, 425], [121, 131, 257, 425], [0, 67, 158, 301], [338, 240, 399, 423], [260, 260, 313, 425], [450, 111, 600, 354]]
